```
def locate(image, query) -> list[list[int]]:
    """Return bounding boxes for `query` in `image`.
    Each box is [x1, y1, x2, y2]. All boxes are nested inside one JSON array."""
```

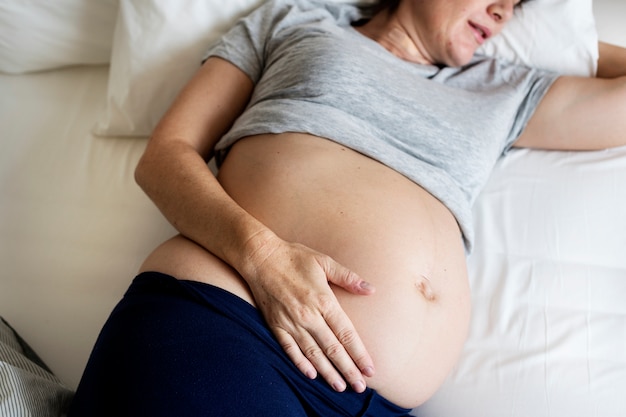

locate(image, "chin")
[[440, 56, 470, 68], [444, 47, 476, 67]]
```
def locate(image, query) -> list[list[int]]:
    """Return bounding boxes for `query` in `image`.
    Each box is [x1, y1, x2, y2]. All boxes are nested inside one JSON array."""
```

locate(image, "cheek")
[[455, 23, 480, 56], [432, 20, 475, 66], [445, 36, 477, 67]]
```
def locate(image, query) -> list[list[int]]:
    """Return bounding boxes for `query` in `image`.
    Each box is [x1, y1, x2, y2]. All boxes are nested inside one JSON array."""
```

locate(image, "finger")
[[312, 263, 376, 390], [274, 305, 372, 393], [334, 324, 375, 378], [297, 291, 373, 392], [321, 258, 375, 295], [315, 331, 368, 393], [273, 328, 318, 380], [319, 311, 374, 392], [298, 330, 350, 392], [277, 326, 350, 392]]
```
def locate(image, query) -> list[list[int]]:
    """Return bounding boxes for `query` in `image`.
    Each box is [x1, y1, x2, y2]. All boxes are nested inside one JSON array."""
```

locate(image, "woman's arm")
[[135, 57, 375, 393], [514, 42, 626, 151], [597, 41, 626, 79]]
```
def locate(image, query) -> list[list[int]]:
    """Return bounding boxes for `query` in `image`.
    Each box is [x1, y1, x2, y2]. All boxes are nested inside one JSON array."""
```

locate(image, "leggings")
[[68, 272, 412, 417]]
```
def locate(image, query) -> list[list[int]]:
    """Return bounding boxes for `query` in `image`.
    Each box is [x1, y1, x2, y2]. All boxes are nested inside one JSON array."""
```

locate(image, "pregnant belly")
[[141, 133, 471, 408]]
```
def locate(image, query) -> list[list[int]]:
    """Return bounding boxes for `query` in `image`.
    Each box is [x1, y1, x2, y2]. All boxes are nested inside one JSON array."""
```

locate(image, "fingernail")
[[359, 281, 373, 291], [332, 381, 346, 392], [353, 380, 366, 393], [306, 369, 317, 380], [362, 366, 375, 377]]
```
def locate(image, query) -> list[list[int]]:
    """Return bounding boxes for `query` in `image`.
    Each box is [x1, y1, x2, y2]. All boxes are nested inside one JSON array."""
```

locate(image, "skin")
[[134, 0, 626, 406], [515, 43, 626, 150], [597, 41, 626, 79], [357, 0, 522, 66]]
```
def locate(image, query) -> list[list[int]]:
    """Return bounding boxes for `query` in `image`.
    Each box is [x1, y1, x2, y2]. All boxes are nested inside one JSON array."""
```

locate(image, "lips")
[[469, 21, 491, 44]]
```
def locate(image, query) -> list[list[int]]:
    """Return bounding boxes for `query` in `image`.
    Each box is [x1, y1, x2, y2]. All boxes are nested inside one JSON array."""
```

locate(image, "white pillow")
[[0, 0, 118, 74], [593, 0, 626, 47], [95, 0, 599, 138], [94, 0, 264, 137], [477, 0, 598, 77]]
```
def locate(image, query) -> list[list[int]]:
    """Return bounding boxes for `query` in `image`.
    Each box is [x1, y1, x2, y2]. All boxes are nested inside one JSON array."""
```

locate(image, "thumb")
[[321, 257, 375, 295]]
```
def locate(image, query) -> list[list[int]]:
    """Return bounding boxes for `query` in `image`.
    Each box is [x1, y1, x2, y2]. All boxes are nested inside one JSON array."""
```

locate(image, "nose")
[[488, 0, 515, 24]]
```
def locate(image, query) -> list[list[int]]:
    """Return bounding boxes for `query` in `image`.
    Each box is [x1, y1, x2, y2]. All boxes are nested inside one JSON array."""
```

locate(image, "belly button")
[[415, 275, 437, 302]]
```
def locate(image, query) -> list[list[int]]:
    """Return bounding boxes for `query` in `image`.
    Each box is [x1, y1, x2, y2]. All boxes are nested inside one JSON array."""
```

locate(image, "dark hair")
[[370, 0, 530, 16], [373, 0, 401, 14], [365, 0, 400, 16]]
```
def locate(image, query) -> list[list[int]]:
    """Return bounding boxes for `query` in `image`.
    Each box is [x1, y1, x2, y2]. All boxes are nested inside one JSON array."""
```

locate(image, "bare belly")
[[139, 133, 471, 408]]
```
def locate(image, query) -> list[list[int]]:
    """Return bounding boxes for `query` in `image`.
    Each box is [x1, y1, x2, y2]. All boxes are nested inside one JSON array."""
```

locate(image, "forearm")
[[597, 42, 626, 78], [133, 57, 276, 276], [135, 139, 275, 278]]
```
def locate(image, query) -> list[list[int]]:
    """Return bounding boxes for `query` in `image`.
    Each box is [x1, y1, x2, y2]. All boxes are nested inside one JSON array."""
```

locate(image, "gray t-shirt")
[[206, 0, 558, 251]]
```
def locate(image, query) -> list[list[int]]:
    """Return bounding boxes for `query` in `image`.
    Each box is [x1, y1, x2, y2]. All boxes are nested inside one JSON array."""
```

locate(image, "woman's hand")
[[242, 232, 376, 393]]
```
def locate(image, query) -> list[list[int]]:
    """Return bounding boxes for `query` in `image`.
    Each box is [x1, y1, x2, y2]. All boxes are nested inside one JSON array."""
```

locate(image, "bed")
[[0, 0, 624, 415]]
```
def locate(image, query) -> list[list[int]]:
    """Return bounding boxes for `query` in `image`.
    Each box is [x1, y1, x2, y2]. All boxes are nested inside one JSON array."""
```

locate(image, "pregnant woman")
[[68, 0, 626, 415]]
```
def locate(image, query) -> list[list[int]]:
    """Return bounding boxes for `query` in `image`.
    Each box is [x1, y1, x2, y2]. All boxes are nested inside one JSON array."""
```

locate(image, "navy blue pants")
[[69, 272, 412, 417]]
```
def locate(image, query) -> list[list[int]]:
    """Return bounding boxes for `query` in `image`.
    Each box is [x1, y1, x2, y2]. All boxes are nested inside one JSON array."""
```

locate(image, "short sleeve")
[[503, 66, 559, 153], [204, 0, 293, 84]]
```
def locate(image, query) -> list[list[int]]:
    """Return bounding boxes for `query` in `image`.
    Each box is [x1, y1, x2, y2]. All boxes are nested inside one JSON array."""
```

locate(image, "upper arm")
[[514, 74, 626, 151], [148, 57, 254, 160], [515, 41, 626, 151], [597, 42, 626, 79]]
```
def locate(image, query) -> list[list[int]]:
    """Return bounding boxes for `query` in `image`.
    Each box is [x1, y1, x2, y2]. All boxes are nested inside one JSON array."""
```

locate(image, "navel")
[[415, 274, 437, 302]]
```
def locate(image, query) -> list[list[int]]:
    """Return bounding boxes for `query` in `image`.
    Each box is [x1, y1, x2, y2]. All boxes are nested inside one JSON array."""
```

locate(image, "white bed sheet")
[[0, 65, 175, 389], [416, 148, 626, 417]]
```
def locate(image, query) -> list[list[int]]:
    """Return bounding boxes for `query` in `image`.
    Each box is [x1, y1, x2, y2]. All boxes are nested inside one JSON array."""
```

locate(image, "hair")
[[358, 0, 400, 19], [373, 0, 401, 14], [369, 0, 530, 16]]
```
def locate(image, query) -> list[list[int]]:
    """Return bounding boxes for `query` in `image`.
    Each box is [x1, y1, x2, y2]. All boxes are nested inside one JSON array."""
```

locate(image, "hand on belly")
[[240, 232, 379, 394], [147, 133, 471, 407]]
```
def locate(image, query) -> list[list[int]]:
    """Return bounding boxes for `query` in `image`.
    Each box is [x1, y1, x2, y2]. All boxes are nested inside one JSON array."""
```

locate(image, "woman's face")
[[398, 0, 520, 66]]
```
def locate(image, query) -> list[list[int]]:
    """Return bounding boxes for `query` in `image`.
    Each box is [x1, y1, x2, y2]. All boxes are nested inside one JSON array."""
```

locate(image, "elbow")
[[134, 150, 155, 195], [134, 155, 147, 190]]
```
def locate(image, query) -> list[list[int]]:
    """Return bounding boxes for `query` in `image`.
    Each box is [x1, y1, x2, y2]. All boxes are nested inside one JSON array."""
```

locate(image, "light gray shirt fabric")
[[206, 0, 559, 251]]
